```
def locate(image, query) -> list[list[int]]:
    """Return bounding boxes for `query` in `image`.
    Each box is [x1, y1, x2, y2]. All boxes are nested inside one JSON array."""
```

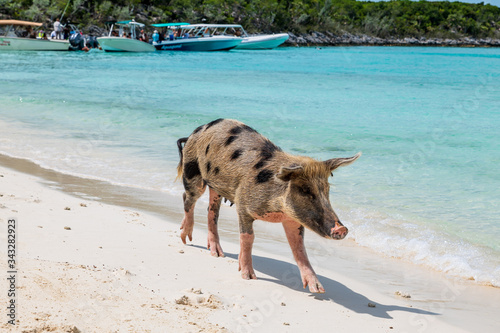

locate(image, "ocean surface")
[[0, 47, 499, 287]]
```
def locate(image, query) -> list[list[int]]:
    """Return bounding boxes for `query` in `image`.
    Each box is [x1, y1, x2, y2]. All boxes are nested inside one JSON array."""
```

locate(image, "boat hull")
[[97, 37, 156, 52], [154, 36, 241, 51], [236, 33, 289, 49], [0, 37, 70, 51]]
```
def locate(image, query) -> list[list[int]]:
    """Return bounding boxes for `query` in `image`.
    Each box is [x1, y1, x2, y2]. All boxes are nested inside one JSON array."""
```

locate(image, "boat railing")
[[182, 24, 249, 39], [149, 22, 248, 43], [106, 20, 146, 39]]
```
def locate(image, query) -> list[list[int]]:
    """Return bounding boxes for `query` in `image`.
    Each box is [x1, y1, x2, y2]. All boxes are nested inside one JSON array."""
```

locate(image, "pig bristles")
[[176, 137, 189, 181], [294, 156, 333, 179]]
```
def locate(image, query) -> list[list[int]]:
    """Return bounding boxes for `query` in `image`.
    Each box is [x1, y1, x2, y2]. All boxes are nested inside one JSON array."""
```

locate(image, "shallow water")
[[0, 46, 499, 286]]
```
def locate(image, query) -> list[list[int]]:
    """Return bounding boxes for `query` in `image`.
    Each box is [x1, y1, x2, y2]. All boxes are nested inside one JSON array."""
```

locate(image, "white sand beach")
[[1, 155, 499, 333]]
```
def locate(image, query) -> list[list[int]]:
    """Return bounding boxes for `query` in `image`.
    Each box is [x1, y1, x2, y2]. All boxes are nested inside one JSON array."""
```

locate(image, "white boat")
[[0, 20, 70, 51], [97, 20, 155, 52], [151, 23, 241, 51], [192, 24, 289, 49], [238, 33, 289, 49]]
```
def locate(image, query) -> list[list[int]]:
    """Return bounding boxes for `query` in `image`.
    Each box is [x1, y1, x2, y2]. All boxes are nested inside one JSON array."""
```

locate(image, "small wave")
[[343, 206, 500, 288]]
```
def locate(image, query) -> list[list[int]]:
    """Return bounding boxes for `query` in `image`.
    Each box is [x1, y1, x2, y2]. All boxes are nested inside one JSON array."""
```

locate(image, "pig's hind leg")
[[207, 187, 224, 257], [180, 173, 206, 244], [282, 220, 325, 293]]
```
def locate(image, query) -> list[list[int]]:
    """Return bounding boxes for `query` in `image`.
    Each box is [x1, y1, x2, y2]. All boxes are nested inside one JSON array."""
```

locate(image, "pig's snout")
[[331, 221, 348, 240]]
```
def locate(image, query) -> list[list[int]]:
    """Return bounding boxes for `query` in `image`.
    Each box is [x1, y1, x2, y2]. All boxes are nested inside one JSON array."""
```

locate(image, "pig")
[[176, 118, 360, 293]]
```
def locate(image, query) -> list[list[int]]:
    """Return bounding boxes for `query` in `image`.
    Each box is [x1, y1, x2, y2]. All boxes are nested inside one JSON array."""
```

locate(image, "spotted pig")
[[176, 118, 361, 293]]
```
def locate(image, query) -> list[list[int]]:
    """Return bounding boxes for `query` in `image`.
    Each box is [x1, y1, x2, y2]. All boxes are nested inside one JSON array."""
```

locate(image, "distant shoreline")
[[285, 32, 500, 47], [84, 27, 500, 48]]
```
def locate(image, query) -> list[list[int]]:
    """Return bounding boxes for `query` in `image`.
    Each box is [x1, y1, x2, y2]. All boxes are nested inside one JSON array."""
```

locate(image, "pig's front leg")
[[180, 181, 206, 244], [180, 192, 195, 244], [282, 220, 325, 293], [207, 188, 224, 257], [238, 212, 257, 280]]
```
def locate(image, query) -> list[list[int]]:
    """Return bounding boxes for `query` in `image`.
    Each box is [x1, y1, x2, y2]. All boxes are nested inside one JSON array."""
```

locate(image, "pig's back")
[[184, 119, 285, 202]]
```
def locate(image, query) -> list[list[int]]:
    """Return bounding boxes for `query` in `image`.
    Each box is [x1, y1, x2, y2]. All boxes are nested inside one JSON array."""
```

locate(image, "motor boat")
[[193, 24, 289, 49], [0, 20, 70, 51], [97, 20, 155, 52], [151, 23, 241, 51], [237, 33, 289, 49]]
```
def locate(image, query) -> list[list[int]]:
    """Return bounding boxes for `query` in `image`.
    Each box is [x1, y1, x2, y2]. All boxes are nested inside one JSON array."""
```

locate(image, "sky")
[[437, 0, 500, 6]]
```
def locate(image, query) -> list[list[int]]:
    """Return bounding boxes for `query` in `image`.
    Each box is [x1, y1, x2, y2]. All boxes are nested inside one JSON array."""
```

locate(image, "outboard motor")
[[69, 32, 84, 50]]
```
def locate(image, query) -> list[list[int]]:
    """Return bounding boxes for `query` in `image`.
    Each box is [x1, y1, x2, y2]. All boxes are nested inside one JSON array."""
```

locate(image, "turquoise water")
[[0, 47, 499, 286]]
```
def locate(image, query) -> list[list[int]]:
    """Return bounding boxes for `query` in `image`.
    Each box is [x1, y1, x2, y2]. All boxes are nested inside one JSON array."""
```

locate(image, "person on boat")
[[26, 26, 36, 39], [63, 25, 70, 39], [54, 18, 63, 39], [152, 30, 159, 43], [50, 30, 56, 39], [122, 32, 127, 38], [139, 30, 147, 42], [38, 30, 47, 39]]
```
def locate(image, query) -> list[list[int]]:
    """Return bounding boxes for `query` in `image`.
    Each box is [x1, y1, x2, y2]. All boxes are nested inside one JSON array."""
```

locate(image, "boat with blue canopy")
[[151, 23, 241, 51]]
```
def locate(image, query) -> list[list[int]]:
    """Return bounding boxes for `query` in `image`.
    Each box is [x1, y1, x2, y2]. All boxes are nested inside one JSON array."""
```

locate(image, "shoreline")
[[285, 32, 500, 47], [1, 154, 500, 332]]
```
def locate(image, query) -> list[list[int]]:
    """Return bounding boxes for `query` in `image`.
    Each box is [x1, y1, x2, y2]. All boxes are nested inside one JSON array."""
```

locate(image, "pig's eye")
[[298, 186, 315, 199]]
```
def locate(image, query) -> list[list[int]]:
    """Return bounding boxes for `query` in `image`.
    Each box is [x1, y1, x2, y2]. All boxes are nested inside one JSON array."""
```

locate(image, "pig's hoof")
[[180, 230, 193, 244], [304, 277, 325, 293], [308, 283, 325, 294], [241, 271, 257, 280], [207, 240, 225, 258], [180, 219, 194, 244]]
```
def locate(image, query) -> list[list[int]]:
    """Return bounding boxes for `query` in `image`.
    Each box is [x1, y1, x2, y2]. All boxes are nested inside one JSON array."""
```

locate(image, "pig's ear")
[[277, 165, 303, 182], [324, 152, 362, 172]]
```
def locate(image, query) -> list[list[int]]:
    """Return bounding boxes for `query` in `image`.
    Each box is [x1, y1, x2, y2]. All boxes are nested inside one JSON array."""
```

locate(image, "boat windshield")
[[107, 20, 146, 39], [149, 23, 191, 41]]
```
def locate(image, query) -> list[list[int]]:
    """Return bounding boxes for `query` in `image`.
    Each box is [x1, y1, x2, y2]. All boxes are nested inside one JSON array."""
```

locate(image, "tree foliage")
[[1, 0, 499, 38]]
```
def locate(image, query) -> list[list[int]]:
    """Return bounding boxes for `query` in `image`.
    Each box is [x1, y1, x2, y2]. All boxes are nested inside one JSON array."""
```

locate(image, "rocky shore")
[[286, 31, 500, 47]]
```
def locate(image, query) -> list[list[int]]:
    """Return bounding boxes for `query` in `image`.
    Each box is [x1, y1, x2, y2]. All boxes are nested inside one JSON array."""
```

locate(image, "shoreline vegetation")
[[2, 0, 500, 47]]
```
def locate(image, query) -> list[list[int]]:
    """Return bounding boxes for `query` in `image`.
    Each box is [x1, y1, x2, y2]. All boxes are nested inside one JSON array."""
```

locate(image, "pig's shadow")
[[219, 251, 437, 320]]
